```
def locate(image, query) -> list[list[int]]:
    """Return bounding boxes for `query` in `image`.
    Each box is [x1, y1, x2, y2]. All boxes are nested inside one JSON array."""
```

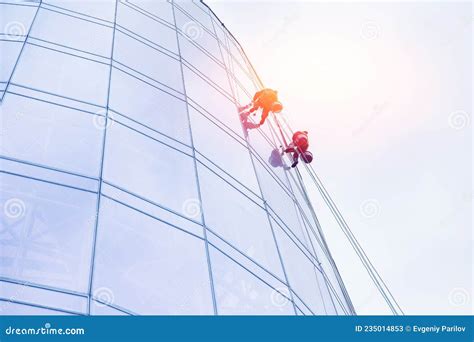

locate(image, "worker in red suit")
[[283, 130, 313, 168]]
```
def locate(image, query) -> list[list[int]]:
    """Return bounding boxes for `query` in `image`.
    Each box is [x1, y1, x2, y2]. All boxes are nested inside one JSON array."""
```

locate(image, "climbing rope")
[[228, 43, 402, 314], [272, 112, 404, 315]]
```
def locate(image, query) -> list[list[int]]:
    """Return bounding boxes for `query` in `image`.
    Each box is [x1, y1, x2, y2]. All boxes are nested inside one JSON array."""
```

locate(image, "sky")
[[209, 0, 472, 315]]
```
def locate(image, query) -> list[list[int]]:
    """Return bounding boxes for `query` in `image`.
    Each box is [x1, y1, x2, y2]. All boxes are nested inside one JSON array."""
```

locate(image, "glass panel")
[[287, 172, 330, 261], [175, 0, 213, 33], [0, 3, 38, 39], [211, 17, 226, 46], [233, 81, 252, 107], [313, 264, 338, 315], [0, 173, 97, 293], [306, 220, 352, 314], [117, 1, 178, 54], [109, 68, 191, 145], [42, 0, 117, 22], [191, 0, 211, 15], [198, 164, 284, 279], [272, 220, 329, 315], [0, 301, 70, 315], [287, 169, 315, 230], [5, 83, 104, 114], [0, 158, 99, 193], [92, 197, 213, 314], [125, 0, 175, 25], [189, 107, 260, 194], [217, 49, 235, 92], [102, 121, 199, 218], [293, 168, 352, 314], [30, 7, 113, 57], [0, 281, 87, 314], [247, 129, 281, 172], [178, 34, 230, 94], [232, 62, 258, 97], [174, 6, 221, 61], [101, 183, 203, 238], [90, 300, 128, 315], [11, 44, 110, 106], [0, 41, 23, 83], [254, 161, 308, 244], [293, 293, 314, 316], [226, 36, 254, 82], [183, 66, 243, 138], [207, 230, 287, 286], [0, 2, 39, 87], [210, 246, 294, 315], [114, 30, 183, 92], [0, 93, 104, 177]]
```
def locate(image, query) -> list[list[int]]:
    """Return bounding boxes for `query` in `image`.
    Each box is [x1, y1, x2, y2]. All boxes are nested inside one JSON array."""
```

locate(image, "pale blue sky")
[[210, 0, 472, 314]]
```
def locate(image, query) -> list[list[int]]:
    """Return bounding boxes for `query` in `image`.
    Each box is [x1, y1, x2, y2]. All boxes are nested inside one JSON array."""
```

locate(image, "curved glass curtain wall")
[[0, 0, 355, 315]]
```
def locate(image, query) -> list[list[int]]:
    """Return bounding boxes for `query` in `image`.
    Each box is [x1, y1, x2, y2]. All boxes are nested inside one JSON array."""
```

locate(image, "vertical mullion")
[[86, 0, 119, 315], [170, 0, 218, 315]]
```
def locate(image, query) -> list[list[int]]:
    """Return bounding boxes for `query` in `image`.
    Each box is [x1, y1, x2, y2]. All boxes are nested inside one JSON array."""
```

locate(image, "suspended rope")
[[218, 29, 353, 315], [264, 115, 357, 314], [283, 114, 403, 315], [271, 112, 289, 148], [264, 115, 355, 315], [272, 112, 404, 315], [291, 166, 357, 314], [239, 51, 402, 315]]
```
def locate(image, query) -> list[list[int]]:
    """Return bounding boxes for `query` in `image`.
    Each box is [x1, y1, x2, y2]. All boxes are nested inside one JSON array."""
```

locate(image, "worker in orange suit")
[[239, 88, 283, 128]]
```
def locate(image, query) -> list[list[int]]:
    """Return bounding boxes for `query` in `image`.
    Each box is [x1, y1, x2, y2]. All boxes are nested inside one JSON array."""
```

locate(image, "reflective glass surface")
[[0, 0, 353, 315]]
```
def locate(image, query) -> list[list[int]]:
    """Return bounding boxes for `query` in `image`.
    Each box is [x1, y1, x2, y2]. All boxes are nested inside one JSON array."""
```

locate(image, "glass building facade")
[[0, 0, 355, 315]]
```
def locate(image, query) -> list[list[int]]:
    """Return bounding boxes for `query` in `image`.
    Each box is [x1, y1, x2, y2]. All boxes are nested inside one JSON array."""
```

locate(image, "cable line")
[[234, 45, 402, 315], [272, 112, 404, 315]]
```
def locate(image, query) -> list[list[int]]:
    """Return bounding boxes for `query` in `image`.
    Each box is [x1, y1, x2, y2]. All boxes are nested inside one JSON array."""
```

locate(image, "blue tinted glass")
[[1, 93, 103, 176], [0, 0, 356, 316], [108, 68, 191, 145], [42, 0, 116, 22], [125, 0, 175, 25], [11, 44, 110, 106], [103, 121, 199, 219], [0, 301, 70, 315], [272, 220, 331, 314], [0, 280, 87, 314], [30, 8, 113, 57], [198, 164, 284, 279], [189, 107, 260, 194], [117, 1, 177, 53], [0, 173, 96, 293], [210, 246, 294, 315], [114, 31, 183, 93], [92, 197, 213, 314]]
